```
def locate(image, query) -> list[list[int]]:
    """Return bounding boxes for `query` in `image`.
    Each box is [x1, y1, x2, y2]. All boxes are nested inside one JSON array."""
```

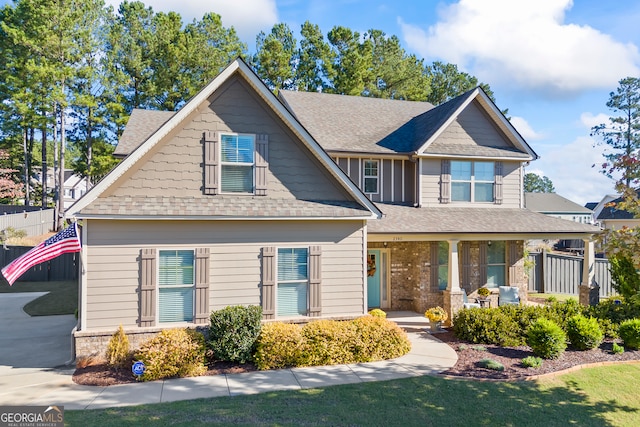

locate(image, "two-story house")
[[67, 58, 599, 357]]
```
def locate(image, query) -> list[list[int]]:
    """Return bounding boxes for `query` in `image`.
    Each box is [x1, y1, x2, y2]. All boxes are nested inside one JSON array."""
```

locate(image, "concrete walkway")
[[0, 294, 457, 410]]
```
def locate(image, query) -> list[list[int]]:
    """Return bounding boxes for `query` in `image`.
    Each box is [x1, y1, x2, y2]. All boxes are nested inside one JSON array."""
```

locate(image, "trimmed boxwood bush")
[[526, 318, 567, 359], [566, 314, 603, 350], [254, 322, 304, 370], [254, 317, 411, 370], [453, 307, 523, 346], [619, 318, 640, 350], [208, 305, 262, 363], [134, 328, 206, 381]]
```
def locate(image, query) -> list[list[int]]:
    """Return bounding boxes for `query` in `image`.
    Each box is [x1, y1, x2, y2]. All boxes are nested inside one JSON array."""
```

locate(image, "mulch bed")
[[72, 331, 640, 386]]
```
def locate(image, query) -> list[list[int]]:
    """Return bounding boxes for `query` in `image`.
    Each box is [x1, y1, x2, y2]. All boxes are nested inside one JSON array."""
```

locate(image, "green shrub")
[[208, 305, 262, 363], [521, 356, 543, 368], [545, 296, 558, 304], [526, 318, 567, 359], [105, 325, 131, 368], [368, 308, 387, 318], [587, 298, 640, 329], [609, 255, 640, 300], [350, 316, 411, 362], [612, 342, 625, 354], [544, 299, 585, 330], [254, 318, 411, 370], [566, 314, 603, 350], [477, 358, 504, 371], [453, 307, 522, 346], [254, 322, 304, 370], [619, 318, 640, 350], [135, 328, 206, 381]]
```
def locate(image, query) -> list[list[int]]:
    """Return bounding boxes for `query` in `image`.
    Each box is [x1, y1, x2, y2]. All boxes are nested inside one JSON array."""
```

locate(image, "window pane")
[[452, 182, 471, 201], [364, 160, 378, 176], [159, 287, 194, 322], [159, 250, 194, 285], [487, 265, 505, 288], [364, 177, 378, 193], [277, 282, 308, 316], [451, 161, 471, 180], [221, 165, 253, 192], [487, 241, 505, 263], [474, 162, 494, 181], [437, 242, 448, 264], [475, 183, 494, 202], [438, 265, 448, 290], [221, 134, 254, 163], [278, 248, 308, 281]]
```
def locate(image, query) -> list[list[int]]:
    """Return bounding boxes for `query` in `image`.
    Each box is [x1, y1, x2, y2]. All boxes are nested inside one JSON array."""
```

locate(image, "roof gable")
[[416, 88, 538, 160], [113, 109, 175, 158], [67, 58, 381, 219], [524, 192, 593, 214]]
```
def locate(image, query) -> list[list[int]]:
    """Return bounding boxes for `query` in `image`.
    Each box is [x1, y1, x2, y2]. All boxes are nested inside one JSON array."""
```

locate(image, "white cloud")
[[105, 0, 277, 45], [510, 116, 544, 141], [531, 135, 615, 204], [580, 112, 610, 130], [399, 0, 640, 94]]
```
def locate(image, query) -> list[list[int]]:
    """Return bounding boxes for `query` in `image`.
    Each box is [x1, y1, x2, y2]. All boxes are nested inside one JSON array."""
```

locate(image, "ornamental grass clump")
[[521, 356, 543, 369], [477, 358, 504, 371], [566, 314, 603, 350], [526, 318, 567, 359]]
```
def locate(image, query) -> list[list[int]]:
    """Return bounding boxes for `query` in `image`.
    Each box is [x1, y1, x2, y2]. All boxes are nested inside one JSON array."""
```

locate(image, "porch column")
[[444, 239, 462, 327], [447, 239, 461, 291], [579, 238, 599, 306]]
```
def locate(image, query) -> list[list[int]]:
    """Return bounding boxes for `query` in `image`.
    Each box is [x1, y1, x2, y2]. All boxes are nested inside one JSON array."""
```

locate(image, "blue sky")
[[4, 0, 640, 205]]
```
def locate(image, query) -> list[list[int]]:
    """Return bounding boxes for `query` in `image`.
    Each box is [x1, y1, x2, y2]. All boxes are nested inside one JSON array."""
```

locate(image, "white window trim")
[[157, 248, 196, 324], [219, 132, 256, 195], [275, 246, 310, 318], [363, 159, 379, 195], [451, 160, 495, 203]]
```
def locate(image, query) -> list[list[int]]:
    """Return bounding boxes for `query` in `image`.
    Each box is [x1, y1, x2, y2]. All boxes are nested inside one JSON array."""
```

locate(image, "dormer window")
[[221, 133, 255, 193], [451, 161, 494, 202]]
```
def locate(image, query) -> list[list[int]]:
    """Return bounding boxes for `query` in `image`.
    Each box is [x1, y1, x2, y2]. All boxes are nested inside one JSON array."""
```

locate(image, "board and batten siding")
[[420, 158, 521, 208], [334, 156, 416, 204], [108, 75, 351, 202], [82, 219, 366, 330]]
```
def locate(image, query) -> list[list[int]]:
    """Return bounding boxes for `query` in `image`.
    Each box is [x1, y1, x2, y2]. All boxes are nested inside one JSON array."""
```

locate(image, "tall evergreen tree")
[[253, 23, 297, 92]]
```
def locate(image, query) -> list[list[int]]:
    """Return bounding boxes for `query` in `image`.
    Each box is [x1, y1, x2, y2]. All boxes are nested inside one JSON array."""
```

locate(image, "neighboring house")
[[62, 171, 88, 209], [67, 58, 600, 358], [67, 59, 381, 357], [594, 193, 640, 231], [524, 192, 594, 224]]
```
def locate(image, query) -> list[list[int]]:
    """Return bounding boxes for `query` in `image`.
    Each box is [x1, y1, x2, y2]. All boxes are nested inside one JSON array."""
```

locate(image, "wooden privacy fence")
[[0, 246, 78, 283], [0, 208, 54, 237], [527, 251, 615, 298]]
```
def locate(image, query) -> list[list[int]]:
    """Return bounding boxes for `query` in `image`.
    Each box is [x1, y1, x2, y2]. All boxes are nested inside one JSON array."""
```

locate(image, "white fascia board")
[[416, 153, 534, 162], [72, 214, 378, 221]]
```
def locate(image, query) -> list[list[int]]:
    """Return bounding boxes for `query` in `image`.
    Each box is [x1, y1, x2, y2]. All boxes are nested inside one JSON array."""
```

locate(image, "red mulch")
[[72, 331, 640, 386]]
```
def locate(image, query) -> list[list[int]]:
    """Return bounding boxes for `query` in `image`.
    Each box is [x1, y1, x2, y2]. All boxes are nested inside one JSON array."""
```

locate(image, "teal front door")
[[367, 250, 381, 308]]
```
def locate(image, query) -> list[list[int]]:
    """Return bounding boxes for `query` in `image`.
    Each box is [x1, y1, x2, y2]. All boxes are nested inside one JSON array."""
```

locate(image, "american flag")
[[2, 223, 82, 286]]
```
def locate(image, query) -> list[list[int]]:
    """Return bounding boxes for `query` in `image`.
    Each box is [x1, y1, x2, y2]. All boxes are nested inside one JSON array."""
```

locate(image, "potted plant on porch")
[[424, 306, 448, 332], [477, 286, 491, 300]]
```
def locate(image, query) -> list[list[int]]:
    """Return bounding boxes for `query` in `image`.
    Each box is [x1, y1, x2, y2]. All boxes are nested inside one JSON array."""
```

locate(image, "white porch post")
[[447, 239, 461, 291], [579, 238, 598, 306]]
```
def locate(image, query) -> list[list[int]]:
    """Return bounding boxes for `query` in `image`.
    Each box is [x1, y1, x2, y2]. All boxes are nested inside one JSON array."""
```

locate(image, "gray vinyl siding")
[[83, 219, 366, 330], [333, 156, 416, 204], [420, 158, 522, 208], [109, 75, 350, 202]]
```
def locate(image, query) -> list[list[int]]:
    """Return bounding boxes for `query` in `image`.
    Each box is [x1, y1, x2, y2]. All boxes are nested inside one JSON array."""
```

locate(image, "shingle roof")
[[597, 194, 636, 220], [370, 203, 600, 235], [524, 192, 593, 214], [77, 196, 371, 219], [113, 109, 175, 157]]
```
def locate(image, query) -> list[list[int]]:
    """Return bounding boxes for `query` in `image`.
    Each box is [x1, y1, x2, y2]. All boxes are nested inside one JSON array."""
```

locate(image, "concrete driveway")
[[0, 292, 76, 368]]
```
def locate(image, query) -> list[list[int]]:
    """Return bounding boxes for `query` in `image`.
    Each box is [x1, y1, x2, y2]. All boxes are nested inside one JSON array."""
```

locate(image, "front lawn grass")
[[0, 280, 77, 316], [65, 364, 640, 426]]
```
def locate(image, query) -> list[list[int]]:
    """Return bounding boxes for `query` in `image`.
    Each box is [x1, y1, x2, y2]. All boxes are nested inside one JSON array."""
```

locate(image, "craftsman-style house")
[[67, 58, 599, 356]]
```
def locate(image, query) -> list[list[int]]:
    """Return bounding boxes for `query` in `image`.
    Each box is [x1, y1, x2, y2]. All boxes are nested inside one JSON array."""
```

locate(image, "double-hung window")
[[486, 241, 506, 288], [363, 160, 379, 194], [437, 242, 449, 291], [158, 250, 195, 323], [277, 248, 308, 317], [451, 161, 495, 202], [221, 133, 255, 193]]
